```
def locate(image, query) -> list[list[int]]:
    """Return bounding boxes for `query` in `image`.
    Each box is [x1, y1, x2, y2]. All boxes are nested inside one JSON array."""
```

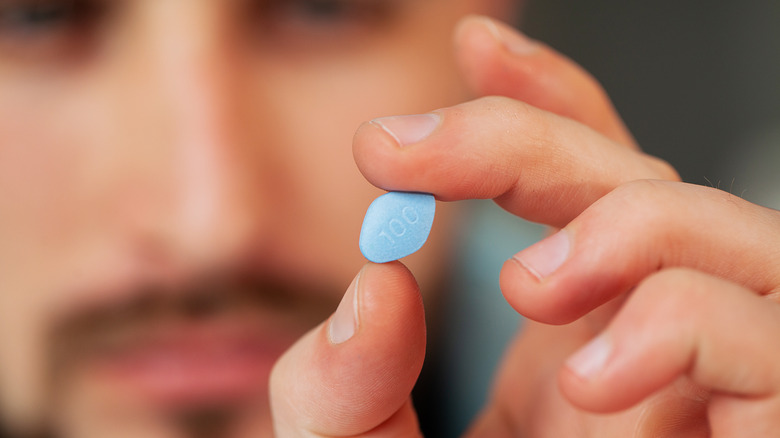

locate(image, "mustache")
[[50, 269, 341, 363]]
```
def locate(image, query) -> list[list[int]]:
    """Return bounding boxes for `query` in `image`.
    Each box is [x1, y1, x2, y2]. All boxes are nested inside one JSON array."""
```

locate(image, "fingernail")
[[565, 334, 612, 380], [513, 229, 571, 280], [329, 270, 361, 344], [480, 17, 539, 55], [371, 113, 440, 147]]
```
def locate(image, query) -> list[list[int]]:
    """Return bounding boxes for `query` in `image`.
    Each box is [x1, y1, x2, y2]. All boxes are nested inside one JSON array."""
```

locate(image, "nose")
[[112, 2, 267, 276]]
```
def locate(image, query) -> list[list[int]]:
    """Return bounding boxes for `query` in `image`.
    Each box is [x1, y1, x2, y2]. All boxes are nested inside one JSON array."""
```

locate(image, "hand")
[[269, 16, 780, 436], [487, 179, 780, 436]]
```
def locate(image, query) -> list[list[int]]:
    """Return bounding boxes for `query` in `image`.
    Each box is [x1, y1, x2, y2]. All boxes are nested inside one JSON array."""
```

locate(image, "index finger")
[[353, 97, 678, 228]]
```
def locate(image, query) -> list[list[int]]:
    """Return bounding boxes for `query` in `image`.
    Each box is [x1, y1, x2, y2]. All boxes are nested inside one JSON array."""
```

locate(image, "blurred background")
[[439, 0, 780, 435], [523, 0, 780, 206]]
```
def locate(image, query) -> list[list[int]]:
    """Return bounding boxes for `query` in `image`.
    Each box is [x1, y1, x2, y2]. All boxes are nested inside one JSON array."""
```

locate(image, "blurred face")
[[0, 0, 510, 436]]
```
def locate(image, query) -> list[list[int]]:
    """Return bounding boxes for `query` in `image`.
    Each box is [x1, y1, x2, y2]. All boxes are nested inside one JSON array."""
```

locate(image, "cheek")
[[0, 72, 131, 253], [0, 80, 105, 427], [0, 77, 130, 302], [0, 105, 70, 254], [0, 88, 85, 315]]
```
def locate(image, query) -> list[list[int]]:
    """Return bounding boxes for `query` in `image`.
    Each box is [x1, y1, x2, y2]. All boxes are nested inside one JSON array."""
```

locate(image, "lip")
[[83, 319, 293, 408]]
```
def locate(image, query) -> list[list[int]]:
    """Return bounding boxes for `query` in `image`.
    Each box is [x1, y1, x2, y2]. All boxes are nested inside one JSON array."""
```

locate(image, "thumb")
[[270, 262, 426, 437]]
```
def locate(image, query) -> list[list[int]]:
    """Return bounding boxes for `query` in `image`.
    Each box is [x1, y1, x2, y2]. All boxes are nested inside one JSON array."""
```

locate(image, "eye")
[[273, 0, 391, 23], [285, 0, 355, 22], [0, 0, 100, 33], [249, 0, 399, 49], [0, 0, 105, 63]]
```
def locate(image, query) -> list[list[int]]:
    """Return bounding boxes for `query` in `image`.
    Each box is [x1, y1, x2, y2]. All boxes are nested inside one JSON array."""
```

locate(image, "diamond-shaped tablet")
[[359, 192, 435, 263]]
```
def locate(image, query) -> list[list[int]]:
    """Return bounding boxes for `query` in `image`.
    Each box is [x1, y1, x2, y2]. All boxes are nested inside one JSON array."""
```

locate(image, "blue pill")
[[359, 192, 436, 263]]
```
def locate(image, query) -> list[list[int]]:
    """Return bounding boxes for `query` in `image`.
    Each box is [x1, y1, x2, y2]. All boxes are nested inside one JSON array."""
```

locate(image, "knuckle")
[[473, 94, 519, 108], [448, 95, 543, 146], [633, 268, 708, 317], [582, 180, 701, 263], [471, 95, 543, 129], [597, 179, 684, 228], [612, 178, 677, 201], [643, 154, 681, 182]]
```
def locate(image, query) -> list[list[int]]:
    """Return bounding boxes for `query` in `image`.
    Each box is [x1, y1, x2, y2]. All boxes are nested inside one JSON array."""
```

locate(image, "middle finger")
[[501, 180, 780, 324]]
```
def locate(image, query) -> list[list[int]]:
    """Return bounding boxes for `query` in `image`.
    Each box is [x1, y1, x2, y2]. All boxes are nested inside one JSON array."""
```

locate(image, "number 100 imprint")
[[359, 192, 436, 263]]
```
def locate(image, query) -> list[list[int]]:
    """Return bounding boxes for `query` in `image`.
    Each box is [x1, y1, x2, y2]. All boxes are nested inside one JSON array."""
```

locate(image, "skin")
[[1, 1, 779, 438]]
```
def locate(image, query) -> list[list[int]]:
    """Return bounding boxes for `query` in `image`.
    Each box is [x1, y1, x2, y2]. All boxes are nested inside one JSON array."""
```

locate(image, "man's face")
[[0, 0, 510, 436]]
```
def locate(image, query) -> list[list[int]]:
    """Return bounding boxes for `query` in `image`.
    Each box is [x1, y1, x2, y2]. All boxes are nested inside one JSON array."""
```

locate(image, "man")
[[0, 1, 505, 436], [2, 1, 779, 437]]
